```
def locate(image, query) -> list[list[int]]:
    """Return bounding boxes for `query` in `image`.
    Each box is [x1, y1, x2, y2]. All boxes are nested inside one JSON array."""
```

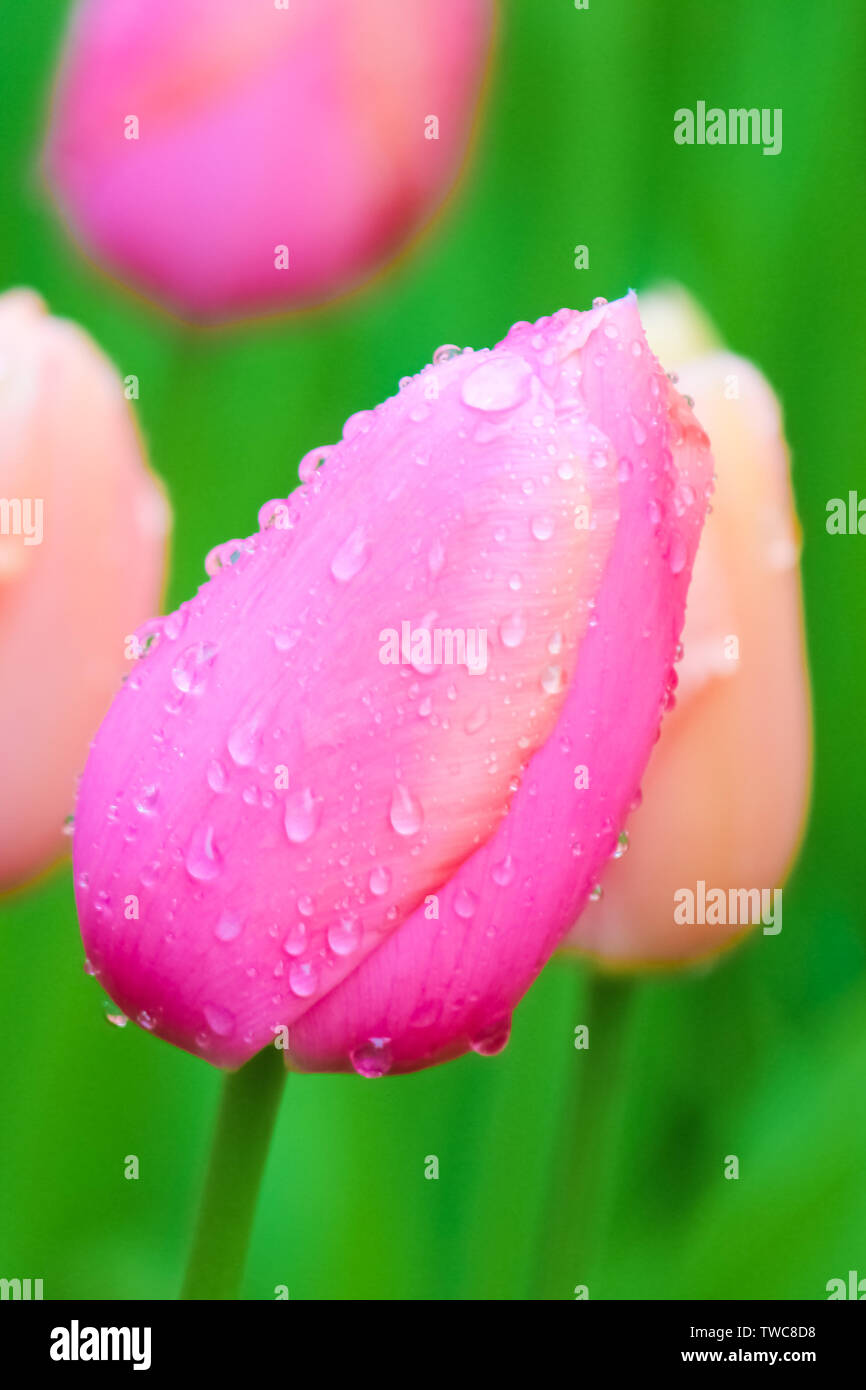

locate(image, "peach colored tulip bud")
[[43, 0, 494, 322], [0, 289, 170, 889], [568, 285, 811, 968]]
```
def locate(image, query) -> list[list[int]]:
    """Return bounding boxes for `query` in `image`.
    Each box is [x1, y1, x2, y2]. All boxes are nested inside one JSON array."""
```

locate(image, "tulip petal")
[[75, 332, 617, 1065], [0, 290, 169, 889], [44, 0, 494, 319], [288, 292, 714, 1072], [570, 331, 811, 966]]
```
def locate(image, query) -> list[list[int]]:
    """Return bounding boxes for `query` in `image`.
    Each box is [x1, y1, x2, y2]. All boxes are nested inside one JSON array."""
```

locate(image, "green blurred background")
[[1, 0, 865, 1300]]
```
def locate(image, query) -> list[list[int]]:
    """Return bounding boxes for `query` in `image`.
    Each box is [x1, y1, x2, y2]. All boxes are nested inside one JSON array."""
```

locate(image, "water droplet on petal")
[[227, 717, 261, 768], [331, 527, 370, 583], [135, 784, 159, 816], [470, 1015, 512, 1056], [464, 704, 488, 734], [410, 999, 443, 1029], [389, 783, 423, 837], [289, 959, 320, 998], [491, 854, 516, 887], [298, 444, 332, 483], [541, 665, 564, 696], [433, 343, 461, 365], [186, 823, 222, 882], [207, 759, 228, 793], [203, 1003, 235, 1036], [531, 514, 555, 541], [612, 831, 629, 859], [454, 888, 478, 920], [668, 530, 687, 574], [283, 922, 307, 957], [461, 356, 532, 412], [368, 865, 392, 897], [214, 910, 242, 942], [273, 627, 301, 653], [172, 641, 218, 694], [350, 1037, 393, 1078], [327, 914, 361, 957], [284, 788, 319, 844], [499, 612, 527, 649]]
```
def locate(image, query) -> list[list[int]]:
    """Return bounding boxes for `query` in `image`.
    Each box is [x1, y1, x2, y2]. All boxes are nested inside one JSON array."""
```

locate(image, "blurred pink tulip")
[[43, 0, 494, 322], [0, 289, 170, 890], [568, 286, 811, 968], [74, 292, 713, 1073]]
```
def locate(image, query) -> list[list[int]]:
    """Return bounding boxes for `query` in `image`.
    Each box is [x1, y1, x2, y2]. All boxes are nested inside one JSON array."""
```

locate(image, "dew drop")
[[464, 704, 489, 734], [289, 959, 320, 998], [283, 922, 308, 957], [186, 823, 222, 882], [135, 784, 159, 816], [531, 514, 555, 541], [433, 343, 461, 365], [491, 854, 516, 887], [612, 831, 629, 859], [541, 665, 564, 695], [470, 1015, 512, 1056], [499, 612, 527, 649], [331, 527, 370, 582], [410, 999, 443, 1029], [453, 888, 478, 920], [368, 865, 392, 897], [207, 759, 228, 793], [668, 530, 687, 574], [227, 717, 261, 768], [461, 356, 532, 412], [327, 915, 361, 957], [283, 788, 319, 844], [350, 1036, 393, 1078], [214, 910, 242, 942], [298, 444, 332, 483], [389, 783, 423, 837], [172, 641, 218, 694], [203, 1003, 235, 1037]]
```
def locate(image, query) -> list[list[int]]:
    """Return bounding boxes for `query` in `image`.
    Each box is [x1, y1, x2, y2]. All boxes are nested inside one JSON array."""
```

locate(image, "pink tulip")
[[567, 286, 811, 967], [0, 289, 169, 890], [43, 0, 494, 322], [74, 292, 713, 1072]]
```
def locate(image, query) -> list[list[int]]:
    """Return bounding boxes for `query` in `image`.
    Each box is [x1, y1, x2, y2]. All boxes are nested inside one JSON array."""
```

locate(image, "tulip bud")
[[0, 289, 170, 889], [43, 0, 494, 322], [567, 286, 811, 967], [74, 292, 713, 1071]]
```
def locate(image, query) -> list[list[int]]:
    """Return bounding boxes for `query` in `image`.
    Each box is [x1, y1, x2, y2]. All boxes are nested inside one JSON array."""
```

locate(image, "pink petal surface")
[[74, 293, 713, 1072], [44, 0, 494, 320]]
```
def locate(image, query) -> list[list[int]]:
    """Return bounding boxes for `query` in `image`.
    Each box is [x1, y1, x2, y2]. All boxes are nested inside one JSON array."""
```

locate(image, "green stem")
[[181, 1045, 286, 1300], [536, 971, 635, 1299]]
